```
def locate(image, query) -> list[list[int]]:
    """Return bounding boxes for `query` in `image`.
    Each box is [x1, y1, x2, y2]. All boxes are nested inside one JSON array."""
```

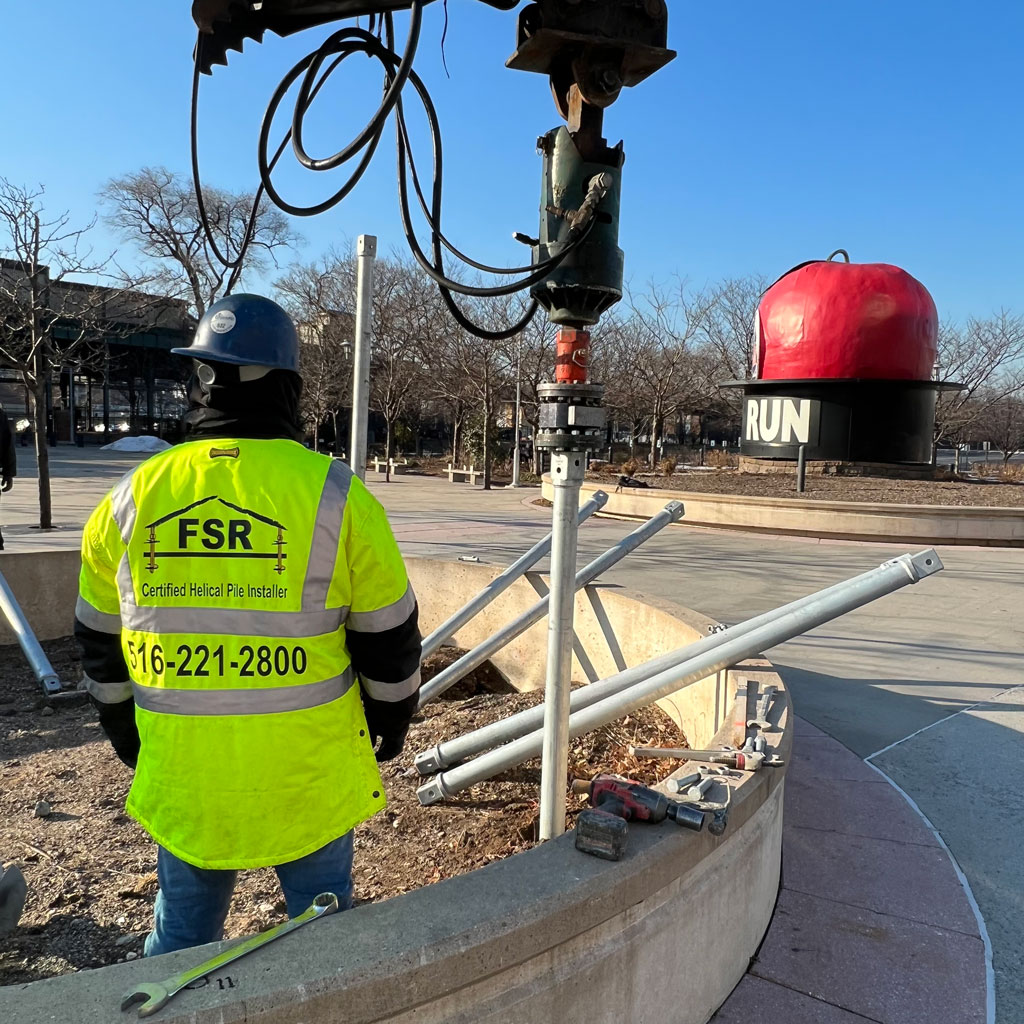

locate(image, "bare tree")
[[935, 311, 1024, 443], [301, 311, 352, 451], [699, 274, 769, 410], [975, 388, 1024, 465], [598, 313, 649, 459], [509, 312, 556, 474], [416, 292, 513, 489], [367, 260, 428, 478], [276, 252, 354, 449], [277, 250, 427, 473], [101, 167, 297, 317], [626, 279, 717, 465], [416, 301, 474, 467], [0, 180, 158, 527]]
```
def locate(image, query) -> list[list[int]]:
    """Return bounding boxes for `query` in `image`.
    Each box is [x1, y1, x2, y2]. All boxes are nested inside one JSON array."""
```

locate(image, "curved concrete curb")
[[542, 477, 1024, 546], [2, 556, 789, 1024]]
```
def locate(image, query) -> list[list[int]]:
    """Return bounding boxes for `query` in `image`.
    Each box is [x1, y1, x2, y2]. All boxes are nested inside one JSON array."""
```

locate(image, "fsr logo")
[[141, 496, 287, 574]]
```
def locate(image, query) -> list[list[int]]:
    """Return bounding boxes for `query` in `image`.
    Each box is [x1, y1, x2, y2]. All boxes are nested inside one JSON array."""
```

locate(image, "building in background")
[[0, 259, 194, 444]]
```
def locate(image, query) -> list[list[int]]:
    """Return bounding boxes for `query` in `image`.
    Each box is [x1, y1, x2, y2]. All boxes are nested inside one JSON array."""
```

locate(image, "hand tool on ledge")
[[572, 774, 706, 861], [628, 744, 785, 771], [666, 767, 733, 836], [120, 893, 338, 1017], [747, 684, 778, 733]]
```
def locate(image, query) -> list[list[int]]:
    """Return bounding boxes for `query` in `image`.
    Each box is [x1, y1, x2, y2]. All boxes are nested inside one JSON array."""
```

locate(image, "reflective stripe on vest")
[[348, 583, 416, 632], [132, 666, 354, 716], [110, 472, 138, 545], [303, 461, 351, 609], [360, 667, 420, 703], [75, 594, 122, 634]]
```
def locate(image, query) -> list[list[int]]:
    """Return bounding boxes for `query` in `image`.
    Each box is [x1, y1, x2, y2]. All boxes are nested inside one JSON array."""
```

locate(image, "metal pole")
[[509, 336, 523, 488], [0, 571, 61, 695], [796, 445, 807, 493], [417, 500, 685, 706], [420, 490, 608, 660], [538, 452, 587, 839], [414, 552, 938, 775], [68, 367, 75, 443], [417, 550, 943, 804], [349, 234, 377, 481]]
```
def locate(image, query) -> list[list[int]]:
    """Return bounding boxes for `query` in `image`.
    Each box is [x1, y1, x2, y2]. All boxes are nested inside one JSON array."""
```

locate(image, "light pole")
[[509, 335, 523, 488], [349, 234, 377, 481], [67, 366, 75, 443]]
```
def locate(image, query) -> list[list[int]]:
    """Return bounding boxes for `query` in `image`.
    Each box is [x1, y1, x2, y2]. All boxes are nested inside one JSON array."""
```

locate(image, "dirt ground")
[[591, 467, 1024, 507], [0, 641, 685, 986]]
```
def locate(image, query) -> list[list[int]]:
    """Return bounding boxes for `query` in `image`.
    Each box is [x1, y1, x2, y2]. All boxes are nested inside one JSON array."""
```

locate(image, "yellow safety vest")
[[78, 438, 415, 869]]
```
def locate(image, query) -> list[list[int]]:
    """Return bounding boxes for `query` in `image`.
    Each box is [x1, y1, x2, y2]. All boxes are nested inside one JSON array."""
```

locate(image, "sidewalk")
[[713, 717, 987, 1022]]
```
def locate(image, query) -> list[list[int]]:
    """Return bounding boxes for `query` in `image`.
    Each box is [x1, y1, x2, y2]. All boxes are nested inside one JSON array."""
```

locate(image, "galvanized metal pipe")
[[417, 500, 685, 707], [0, 571, 61, 695], [419, 490, 608, 661], [538, 453, 588, 840], [414, 553, 930, 775], [349, 234, 376, 481], [417, 549, 943, 804]]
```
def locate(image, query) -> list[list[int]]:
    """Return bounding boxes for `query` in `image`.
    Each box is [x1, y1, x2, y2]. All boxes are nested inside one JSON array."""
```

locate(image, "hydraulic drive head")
[[532, 128, 624, 327]]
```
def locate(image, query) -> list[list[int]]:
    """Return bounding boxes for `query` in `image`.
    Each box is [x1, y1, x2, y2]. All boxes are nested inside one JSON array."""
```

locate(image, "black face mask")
[[182, 363, 305, 443]]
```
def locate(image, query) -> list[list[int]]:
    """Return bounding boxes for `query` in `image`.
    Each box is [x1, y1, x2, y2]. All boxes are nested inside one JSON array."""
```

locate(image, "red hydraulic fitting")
[[555, 328, 591, 384]]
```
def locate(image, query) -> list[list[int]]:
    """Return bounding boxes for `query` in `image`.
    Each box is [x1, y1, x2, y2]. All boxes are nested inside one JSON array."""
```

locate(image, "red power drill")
[[573, 774, 706, 861]]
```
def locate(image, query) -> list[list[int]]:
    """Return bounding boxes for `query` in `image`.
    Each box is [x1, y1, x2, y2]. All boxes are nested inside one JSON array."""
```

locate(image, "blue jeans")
[[144, 833, 354, 957]]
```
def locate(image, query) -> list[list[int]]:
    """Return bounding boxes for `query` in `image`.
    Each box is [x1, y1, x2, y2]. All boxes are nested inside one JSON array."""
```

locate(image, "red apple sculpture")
[[756, 253, 938, 381]]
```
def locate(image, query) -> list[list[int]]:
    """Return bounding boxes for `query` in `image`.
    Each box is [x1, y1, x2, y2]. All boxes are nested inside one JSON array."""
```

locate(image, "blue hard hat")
[[172, 294, 300, 372]]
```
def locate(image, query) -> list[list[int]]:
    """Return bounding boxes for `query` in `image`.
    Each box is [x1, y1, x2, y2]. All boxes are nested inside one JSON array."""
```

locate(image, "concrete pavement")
[[4, 447, 1022, 1019]]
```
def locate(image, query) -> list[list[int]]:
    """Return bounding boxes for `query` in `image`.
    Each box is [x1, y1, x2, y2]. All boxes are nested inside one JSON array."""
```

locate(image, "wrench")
[[120, 892, 338, 1018]]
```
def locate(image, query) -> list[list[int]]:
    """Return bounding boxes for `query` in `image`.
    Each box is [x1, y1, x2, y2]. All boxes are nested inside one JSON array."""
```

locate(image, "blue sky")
[[2, 1, 1021, 322]]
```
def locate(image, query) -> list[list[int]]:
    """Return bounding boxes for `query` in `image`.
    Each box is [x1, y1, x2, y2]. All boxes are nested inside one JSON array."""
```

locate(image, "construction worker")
[[75, 294, 421, 956]]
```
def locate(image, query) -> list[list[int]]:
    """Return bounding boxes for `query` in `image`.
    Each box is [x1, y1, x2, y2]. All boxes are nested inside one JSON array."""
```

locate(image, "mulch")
[[592, 468, 1024, 507]]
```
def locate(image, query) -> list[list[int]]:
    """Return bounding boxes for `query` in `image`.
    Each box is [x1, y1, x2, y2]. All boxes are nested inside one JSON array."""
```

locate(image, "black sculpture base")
[[727, 378, 960, 465]]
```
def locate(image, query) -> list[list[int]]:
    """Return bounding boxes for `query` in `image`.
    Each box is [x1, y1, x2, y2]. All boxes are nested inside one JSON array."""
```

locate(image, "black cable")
[[192, 49, 251, 273], [394, 71, 590, 297], [256, 28, 586, 298], [394, 94, 568, 277], [394, 82, 546, 337], [257, 34, 388, 217], [440, 285, 541, 340], [194, 5, 602, 336], [290, 7, 421, 172], [226, 47, 369, 291]]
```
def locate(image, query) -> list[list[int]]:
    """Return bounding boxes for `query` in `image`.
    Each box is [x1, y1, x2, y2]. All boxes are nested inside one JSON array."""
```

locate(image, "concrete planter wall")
[[545, 477, 1024, 546], [3, 555, 789, 1024]]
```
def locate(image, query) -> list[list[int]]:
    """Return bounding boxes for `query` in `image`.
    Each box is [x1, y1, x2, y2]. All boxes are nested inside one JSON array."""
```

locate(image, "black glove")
[[372, 723, 409, 763], [89, 696, 140, 769]]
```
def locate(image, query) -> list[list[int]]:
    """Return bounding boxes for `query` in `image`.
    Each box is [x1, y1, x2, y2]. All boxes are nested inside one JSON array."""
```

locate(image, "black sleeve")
[[74, 617, 139, 768], [348, 603, 422, 739]]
